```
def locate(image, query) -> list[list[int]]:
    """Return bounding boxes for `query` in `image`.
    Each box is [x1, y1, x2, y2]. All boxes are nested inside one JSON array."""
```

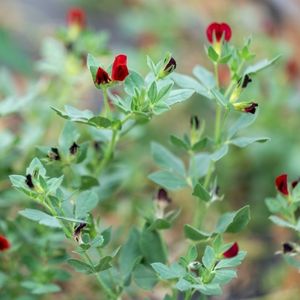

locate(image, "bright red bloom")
[[206, 22, 232, 44], [286, 59, 299, 82], [0, 235, 10, 251], [275, 174, 289, 196], [223, 242, 239, 258], [111, 54, 129, 81], [67, 7, 86, 28], [95, 67, 112, 85]]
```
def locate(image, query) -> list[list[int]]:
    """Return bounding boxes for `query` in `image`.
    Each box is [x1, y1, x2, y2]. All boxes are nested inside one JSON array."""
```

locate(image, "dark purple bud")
[[69, 142, 79, 155], [25, 174, 34, 189], [163, 57, 177, 74], [283, 242, 294, 254], [48, 147, 60, 161], [244, 102, 258, 114], [156, 188, 172, 204], [238, 74, 252, 88], [190, 115, 200, 130], [73, 223, 87, 242]]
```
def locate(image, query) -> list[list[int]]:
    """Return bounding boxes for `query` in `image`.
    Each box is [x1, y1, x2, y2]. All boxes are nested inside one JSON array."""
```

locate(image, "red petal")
[[67, 7, 86, 28], [206, 22, 232, 43], [0, 235, 10, 251], [220, 23, 232, 42], [112, 54, 129, 81], [275, 174, 289, 196], [223, 242, 239, 258], [95, 67, 111, 85]]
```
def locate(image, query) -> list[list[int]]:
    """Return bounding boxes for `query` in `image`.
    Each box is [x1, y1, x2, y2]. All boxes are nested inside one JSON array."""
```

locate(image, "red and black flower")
[[67, 7, 86, 28], [233, 102, 258, 114], [206, 22, 232, 44], [223, 242, 239, 258], [94, 54, 129, 86], [0, 235, 10, 252], [275, 174, 289, 196]]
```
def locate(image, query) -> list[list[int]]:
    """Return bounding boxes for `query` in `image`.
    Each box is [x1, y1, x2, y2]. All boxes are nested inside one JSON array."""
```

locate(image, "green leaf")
[[94, 256, 113, 272], [140, 229, 167, 263], [119, 228, 142, 277], [193, 283, 222, 296], [157, 82, 174, 101], [243, 55, 280, 75], [80, 175, 99, 190], [186, 245, 198, 261], [133, 264, 158, 290], [193, 65, 216, 89], [21, 281, 61, 294], [67, 259, 93, 274], [210, 145, 228, 162], [192, 183, 211, 202], [215, 251, 247, 269], [215, 205, 250, 233], [151, 262, 185, 280], [192, 138, 208, 151], [148, 219, 171, 231], [202, 246, 216, 270], [151, 142, 185, 174], [75, 191, 99, 219], [207, 46, 219, 62], [148, 171, 188, 190], [19, 209, 62, 228], [226, 205, 251, 233], [212, 269, 237, 285], [164, 89, 194, 106], [184, 224, 210, 241], [210, 89, 228, 106], [265, 197, 283, 213], [9, 175, 27, 189], [47, 176, 64, 194], [228, 112, 258, 139], [88, 116, 111, 128], [269, 216, 296, 230], [188, 153, 211, 180], [229, 136, 269, 147], [170, 135, 190, 151], [26, 157, 46, 177], [148, 81, 158, 102], [175, 278, 192, 291], [124, 71, 144, 96], [171, 73, 210, 98]]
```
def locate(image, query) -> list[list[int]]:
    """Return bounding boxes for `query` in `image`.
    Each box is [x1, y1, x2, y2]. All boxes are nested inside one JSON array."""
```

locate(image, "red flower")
[[0, 235, 10, 251], [95, 67, 112, 85], [286, 59, 299, 82], [244, 102, 258, 114], [275, 174, 289, 196], [67, 7, 86, 28], [112, 54, 129, 81], [206, 22, 232, 44], [223, 242, 239, 258]]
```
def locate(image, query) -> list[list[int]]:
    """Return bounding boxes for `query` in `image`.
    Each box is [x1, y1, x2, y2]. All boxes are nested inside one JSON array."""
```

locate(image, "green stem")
[[83, 252, 117, 299], [184, 290, 193, 300], [96, 128, 118, 175], [102, 87, 110, 117]]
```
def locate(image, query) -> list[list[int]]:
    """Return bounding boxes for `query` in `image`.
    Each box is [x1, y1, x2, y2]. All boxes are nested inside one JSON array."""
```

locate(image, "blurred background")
[[1, 0, 300, 299]]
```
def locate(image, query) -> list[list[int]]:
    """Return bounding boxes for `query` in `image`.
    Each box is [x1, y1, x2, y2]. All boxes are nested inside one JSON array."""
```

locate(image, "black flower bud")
[[48, 147, 60, 161], [163, 57, 176, 74], [190, 115, 200, 130], [25, 174, 34, 189], [238, 74, 252, 88], [73, 223, 87, 243], [69, 142, 79, 155]]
